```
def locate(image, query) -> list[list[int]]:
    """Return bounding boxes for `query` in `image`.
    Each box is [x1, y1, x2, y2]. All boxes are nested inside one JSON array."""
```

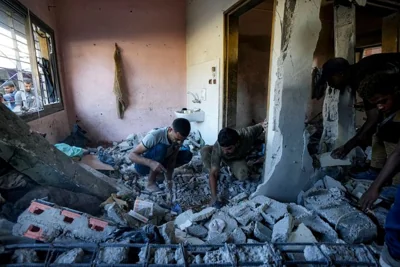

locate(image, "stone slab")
[[272, 214, 294, 242]]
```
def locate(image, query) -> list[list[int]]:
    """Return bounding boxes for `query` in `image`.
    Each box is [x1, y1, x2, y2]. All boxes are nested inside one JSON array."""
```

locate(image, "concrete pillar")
[[334, 4, 356, 150], [254, 0, 322, 202], [0, 103, 123, 199]]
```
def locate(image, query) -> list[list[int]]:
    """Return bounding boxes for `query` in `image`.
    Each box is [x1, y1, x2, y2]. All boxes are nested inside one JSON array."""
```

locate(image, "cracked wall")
[[254, 0, 322, 202]]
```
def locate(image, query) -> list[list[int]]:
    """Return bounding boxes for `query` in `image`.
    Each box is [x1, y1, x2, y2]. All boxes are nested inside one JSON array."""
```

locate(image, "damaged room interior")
[[1, 0, 400, 265]]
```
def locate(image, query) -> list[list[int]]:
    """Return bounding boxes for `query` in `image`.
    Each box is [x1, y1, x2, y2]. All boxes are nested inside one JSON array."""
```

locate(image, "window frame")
[[0, 0, 64, 122]]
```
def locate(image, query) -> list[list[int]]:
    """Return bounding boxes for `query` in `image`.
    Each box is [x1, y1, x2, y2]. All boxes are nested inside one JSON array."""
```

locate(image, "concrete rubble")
[[303, 187, 377, 243], [95, 240, 130, 264], [54, 248, 84, 264]]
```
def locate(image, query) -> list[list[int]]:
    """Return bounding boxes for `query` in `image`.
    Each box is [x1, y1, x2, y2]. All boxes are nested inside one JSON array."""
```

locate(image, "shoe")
[[350, 169, 379, 181]]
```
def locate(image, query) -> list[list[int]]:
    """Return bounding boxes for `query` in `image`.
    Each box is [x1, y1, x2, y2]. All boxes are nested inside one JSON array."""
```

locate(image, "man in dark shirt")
[[357, 73, 400, 266], [201, 122, 266, 207], [317, 53, 400, 180]]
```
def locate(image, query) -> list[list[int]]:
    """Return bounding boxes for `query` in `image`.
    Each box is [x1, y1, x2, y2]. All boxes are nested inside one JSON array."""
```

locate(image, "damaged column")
[[0, 104, 122, 199], [334, 3, 356, 150], [254, 0, 322, 202]]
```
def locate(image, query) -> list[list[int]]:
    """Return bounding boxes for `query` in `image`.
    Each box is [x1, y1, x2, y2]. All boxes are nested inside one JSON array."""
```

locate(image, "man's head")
[[3, 82, 15, 94], [319, 58, 351, 90], [218, 128, 239, 156], [24, 79, 33, 92], [168, 118, 191, 143], [359, 73, 400, 114]]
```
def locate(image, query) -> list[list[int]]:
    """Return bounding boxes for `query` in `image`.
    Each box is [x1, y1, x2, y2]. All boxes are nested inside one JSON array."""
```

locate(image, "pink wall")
[[56, 0, 186, 142], [18, 0, 71, 144]]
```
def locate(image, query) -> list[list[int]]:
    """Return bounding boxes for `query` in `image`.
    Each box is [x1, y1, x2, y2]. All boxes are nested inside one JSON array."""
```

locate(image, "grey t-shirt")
[[24, 90, 39, 109], [14, 91, 23, 106], [141, 127, 171, 149]]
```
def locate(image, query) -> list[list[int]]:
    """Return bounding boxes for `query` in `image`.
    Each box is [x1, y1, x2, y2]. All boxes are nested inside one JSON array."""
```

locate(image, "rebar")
[[1, 242, 380, 267]]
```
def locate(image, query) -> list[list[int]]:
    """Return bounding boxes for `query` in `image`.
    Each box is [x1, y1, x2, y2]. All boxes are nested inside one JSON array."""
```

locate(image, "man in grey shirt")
[[23, 79, 41, 111], [130, 118, 192, 192], [2, 82, 22, 112]]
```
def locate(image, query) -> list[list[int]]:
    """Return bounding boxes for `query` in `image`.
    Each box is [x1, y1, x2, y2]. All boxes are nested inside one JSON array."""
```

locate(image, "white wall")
[[186, 0, 239, 145]]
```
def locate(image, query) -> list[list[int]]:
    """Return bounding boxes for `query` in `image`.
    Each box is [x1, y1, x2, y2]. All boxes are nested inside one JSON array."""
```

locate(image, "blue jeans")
[[386, 185, 400, 260], [135, 144, 192, 175]]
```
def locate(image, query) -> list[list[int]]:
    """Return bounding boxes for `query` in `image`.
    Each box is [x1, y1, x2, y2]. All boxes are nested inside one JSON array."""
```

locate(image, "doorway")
[[223, 0, 274, 128]]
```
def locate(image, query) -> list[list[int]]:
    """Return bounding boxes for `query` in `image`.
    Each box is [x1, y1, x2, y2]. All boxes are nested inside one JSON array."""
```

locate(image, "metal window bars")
[[1, 241, 380, 266]]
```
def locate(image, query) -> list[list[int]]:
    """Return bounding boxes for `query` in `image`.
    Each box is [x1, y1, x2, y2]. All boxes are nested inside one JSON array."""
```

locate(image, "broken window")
[[0, 0, 63, 120]]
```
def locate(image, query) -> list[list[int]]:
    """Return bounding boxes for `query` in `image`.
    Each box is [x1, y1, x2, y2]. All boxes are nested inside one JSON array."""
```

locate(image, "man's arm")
[[209, 166, 220, 203], [360, 141, 400, 210], [332, 108, 379, 159], [129, 143, 166, 173]]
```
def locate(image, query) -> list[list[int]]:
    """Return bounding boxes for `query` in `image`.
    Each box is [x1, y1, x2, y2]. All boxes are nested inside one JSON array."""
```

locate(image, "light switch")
[[201, 88, 206, 101]]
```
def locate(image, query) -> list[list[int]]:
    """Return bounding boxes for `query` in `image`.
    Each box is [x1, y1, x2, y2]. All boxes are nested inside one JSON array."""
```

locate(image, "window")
[[0, 0, 62, 120], [362, 46, 382, 58]]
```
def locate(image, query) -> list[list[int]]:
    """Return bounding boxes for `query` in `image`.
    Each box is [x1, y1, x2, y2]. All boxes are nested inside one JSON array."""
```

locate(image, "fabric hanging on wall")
[[38, 58, 55, 103], [113, 43, 126, 119]]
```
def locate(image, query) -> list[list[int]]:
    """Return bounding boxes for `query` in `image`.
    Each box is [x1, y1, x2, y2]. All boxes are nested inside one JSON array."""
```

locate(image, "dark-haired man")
[[356, 73, 400, 266], [201, 122, 266, 206], [3, 82, 23, 112], [317, 53, 400, 181], [130, 118, 193, 192]]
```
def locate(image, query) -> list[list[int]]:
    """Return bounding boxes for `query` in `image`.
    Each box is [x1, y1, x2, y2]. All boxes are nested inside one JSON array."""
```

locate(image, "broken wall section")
[[255, 0, 322, 202]]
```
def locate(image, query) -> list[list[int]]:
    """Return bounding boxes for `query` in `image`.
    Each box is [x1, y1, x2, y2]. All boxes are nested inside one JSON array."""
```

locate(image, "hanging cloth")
[[113, 43, 126, 119]]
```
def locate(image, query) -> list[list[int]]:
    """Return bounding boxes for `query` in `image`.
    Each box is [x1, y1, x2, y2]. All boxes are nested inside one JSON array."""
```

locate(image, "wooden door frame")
[[223, 0, 269, 128]]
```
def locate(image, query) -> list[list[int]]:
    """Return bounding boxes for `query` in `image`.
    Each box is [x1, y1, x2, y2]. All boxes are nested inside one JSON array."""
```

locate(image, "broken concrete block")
[[13, 201, 117, 243], [96, 241, 129, 264], [12, 249, 39, 263], [55, 248, 84, 264], [155, 248, 175, 264], [207, 219, 226, 233], [228, 204, 261, 226], [288, 223, 317, 244], [241, 222, 255, 235], [118, 141, 131, 149], [254, 222, 272, 242], [208, 211, 238, 234], [231, 227, 246, 244], [235, 244, 276, 263], [287, 203, 313, 222], [0, 104, 125, 199], [206, 232, 229, 244], [251, 195, 288, 225], [318, 152, 351, 167], [204, 247, 229, 263], [187, 224, 208, 239], [323, 175, 346, 191], [190, 207, 216, 222], [304, 244, 375, 263], [175, 229, 205, 245], [304, 188, 377, 243], [300, 215, 338, 242], [174, 210, 194, 230], [159, 221, 176, 244], [272, 214, 294, 242], [230, 192, 248, 204]]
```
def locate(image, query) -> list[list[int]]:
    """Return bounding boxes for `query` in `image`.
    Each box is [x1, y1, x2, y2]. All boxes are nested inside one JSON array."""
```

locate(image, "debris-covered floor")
[[0, 132, 397, 266]]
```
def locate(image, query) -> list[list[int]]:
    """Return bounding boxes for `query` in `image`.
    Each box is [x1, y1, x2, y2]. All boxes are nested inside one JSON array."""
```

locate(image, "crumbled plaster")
[[254, 0, 322, 202], [319, 87, 340, 152]]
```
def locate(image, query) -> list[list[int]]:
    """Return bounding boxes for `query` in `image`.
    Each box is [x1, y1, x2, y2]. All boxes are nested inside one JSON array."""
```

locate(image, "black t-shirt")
[[349, 53, 400, 110]]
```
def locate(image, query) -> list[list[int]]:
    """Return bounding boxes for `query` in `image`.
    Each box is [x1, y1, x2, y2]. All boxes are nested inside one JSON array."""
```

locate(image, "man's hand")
[[359, 186, 380, 211], [150, 161, 167, 173], [331, 144, 352, 159]]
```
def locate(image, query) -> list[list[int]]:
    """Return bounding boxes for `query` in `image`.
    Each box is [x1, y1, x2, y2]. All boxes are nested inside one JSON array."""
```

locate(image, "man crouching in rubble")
[[201, 121, 267, 208], [356, 73, 400, 266], [129, 118, 192, 192]]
